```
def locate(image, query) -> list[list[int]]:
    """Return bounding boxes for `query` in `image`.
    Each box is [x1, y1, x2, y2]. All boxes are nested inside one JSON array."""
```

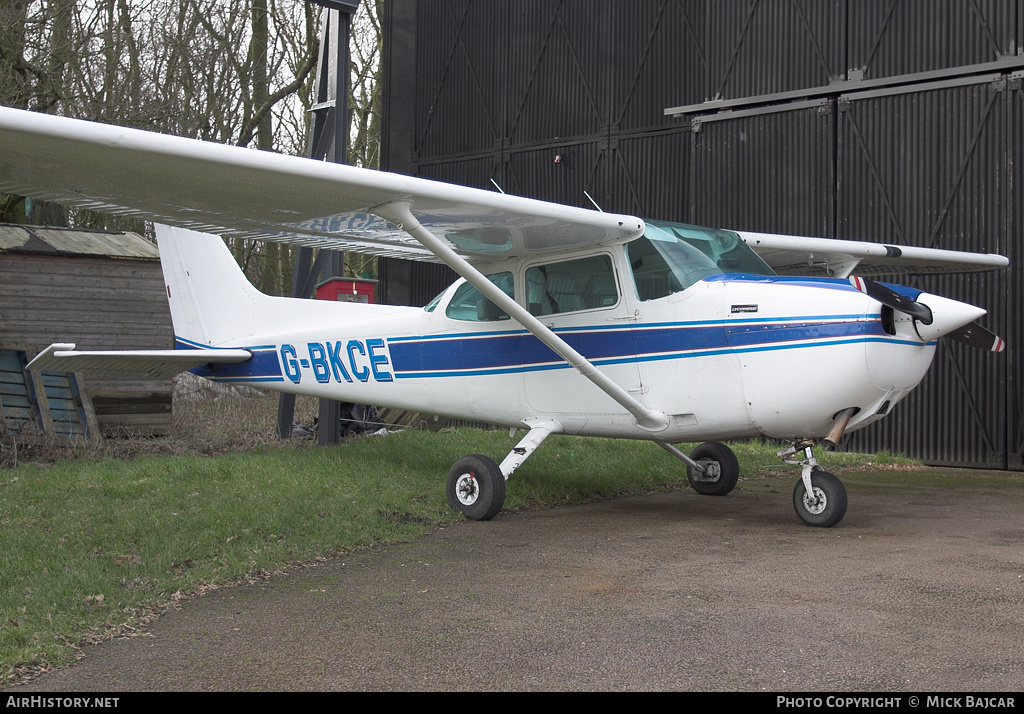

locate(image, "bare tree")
[[344, 0, 383, 280], [0, 0, 33, 110], [348, 0, 382, 170], [1, 1, 385, 292], [0, 1, 323, 293]]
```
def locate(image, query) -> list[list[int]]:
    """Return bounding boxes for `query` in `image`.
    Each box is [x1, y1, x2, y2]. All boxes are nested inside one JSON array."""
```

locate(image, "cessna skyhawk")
[[0, 107, 1007, 527]]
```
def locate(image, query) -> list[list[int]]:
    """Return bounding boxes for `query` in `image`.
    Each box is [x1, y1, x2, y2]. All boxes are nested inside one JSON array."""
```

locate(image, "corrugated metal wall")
[[1010, 75, 1024, 469], [837, 78, 1011, 467], [706, 0, 846, 98], [381, 0, 1023, 469], [690, 101, 835, 236], [848, 1, 1016, 79]]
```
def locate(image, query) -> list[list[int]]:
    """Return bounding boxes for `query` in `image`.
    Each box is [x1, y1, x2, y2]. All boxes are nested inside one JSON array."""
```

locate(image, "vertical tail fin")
[[155, 224, 266, 348]]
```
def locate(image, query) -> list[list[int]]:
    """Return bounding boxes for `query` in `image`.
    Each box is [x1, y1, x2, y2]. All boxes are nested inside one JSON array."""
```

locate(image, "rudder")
[[155, 224, 266, 348]]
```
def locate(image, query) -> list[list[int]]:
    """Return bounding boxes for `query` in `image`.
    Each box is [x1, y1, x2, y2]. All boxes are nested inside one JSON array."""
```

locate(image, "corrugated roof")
[[0, 224, 159, 260]]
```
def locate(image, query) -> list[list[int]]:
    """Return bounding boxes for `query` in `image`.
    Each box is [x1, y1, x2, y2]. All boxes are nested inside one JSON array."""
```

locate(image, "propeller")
[[849, 276, 1005, 353], [947, 322, 1006, 353], [849, 276, 932, 324]]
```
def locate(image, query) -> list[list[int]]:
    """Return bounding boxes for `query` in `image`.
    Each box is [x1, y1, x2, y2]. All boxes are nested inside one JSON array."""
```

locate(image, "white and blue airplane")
[[0, 106, 1008, 527]]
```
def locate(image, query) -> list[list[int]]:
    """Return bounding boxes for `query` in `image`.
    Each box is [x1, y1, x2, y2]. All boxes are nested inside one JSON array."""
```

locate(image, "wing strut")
[[375, 202, 669, 433]]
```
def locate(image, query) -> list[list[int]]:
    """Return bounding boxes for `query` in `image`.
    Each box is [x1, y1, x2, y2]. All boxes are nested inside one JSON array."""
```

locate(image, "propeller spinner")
[[849, 276, 1005, 352]]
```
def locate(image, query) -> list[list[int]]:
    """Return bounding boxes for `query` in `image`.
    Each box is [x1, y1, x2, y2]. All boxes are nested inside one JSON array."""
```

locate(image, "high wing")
[[737, 230, 1008, 278], [0, 107, 1008, 276], [0, 107, 642, 263]]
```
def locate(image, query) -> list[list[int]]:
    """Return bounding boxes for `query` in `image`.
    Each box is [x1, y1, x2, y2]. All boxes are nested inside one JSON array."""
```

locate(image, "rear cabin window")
[[525, 255, 617, 316]]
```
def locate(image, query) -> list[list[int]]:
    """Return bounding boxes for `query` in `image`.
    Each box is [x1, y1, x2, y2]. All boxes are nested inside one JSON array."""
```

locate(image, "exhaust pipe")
[[824, 407, 857, 451]]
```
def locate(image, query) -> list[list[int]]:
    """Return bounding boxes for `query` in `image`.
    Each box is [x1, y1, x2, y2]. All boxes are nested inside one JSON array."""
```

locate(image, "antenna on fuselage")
[[490, 179, 506, 194], [584, 190, 604, 212]]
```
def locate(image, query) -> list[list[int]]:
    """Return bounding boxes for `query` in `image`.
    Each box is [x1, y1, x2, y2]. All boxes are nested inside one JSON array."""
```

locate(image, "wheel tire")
[[686, 442, 740, 496], [446, 454, 506, 521], [793, 470, 848, 528]]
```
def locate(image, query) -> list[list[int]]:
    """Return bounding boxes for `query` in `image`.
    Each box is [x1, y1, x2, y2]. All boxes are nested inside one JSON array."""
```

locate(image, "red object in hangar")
[[315, 277, 378, 304]]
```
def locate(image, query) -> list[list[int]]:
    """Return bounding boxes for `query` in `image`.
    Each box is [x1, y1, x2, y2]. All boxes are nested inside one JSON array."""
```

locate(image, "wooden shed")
[[0, 223, 173, 438]]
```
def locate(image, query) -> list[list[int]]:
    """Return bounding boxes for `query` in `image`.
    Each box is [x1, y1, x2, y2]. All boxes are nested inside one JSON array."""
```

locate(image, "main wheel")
[[793, 470, 847, 527], [446, 454, 506, 521], [686, 442, 740, 496]]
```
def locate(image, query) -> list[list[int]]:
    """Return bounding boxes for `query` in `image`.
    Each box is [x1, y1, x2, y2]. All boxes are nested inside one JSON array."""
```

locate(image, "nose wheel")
[[792, 469, 847, 527], [779, 441, 848, 527]]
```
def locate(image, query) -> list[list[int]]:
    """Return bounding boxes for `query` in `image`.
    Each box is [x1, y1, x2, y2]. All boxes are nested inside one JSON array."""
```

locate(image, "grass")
[[0, 391, 914, 685]]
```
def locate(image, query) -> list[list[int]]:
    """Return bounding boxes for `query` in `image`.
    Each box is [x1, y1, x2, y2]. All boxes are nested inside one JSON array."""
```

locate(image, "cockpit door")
[[520, 254, 644, 420]]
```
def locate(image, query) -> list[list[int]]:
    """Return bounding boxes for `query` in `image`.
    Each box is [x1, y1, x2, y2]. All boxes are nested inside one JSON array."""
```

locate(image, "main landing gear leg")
[[778, 440, 848, 528], [446, 418, 562, 521], [659, 441, 740, 496]]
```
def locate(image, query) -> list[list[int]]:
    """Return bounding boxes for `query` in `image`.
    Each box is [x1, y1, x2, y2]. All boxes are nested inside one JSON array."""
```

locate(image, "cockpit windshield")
[[627, 220, 775, 301]]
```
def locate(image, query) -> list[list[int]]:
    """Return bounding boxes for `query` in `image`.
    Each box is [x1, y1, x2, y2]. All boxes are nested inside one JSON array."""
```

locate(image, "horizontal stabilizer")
[[27, 343, 252, 380]]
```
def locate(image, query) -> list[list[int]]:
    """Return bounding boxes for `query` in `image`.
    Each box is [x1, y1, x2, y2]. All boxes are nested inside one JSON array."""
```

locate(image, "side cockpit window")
[[627, 221, 775, 301], [445, 272, 514, 322], [627, 233, 720, 300], [525, 255, 617, 316]]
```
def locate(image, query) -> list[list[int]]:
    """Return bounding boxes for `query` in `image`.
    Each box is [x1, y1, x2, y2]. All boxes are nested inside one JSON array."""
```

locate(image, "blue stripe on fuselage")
[[171, 275, 928, 383], [386, 317, 892, 378], [704, 273, 924, 300], [176, 339, 284, 382]]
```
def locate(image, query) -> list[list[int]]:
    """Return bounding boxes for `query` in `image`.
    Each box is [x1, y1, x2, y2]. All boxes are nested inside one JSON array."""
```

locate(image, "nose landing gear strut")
[[778, 440, 848, 527]]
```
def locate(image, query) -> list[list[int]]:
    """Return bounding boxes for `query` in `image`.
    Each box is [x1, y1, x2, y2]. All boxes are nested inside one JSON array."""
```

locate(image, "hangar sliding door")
[[1006, 74, 1024, 470], [839, 77, 1011, 469], [687, 101, 835, 238]]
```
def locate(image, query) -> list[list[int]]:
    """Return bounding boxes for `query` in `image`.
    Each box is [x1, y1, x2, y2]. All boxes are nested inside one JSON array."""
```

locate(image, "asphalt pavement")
[[9, 467, 1024, 691]]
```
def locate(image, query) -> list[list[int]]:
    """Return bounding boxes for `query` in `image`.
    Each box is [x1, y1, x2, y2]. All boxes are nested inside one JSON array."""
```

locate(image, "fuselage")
[[193, 221, 938, 442]]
